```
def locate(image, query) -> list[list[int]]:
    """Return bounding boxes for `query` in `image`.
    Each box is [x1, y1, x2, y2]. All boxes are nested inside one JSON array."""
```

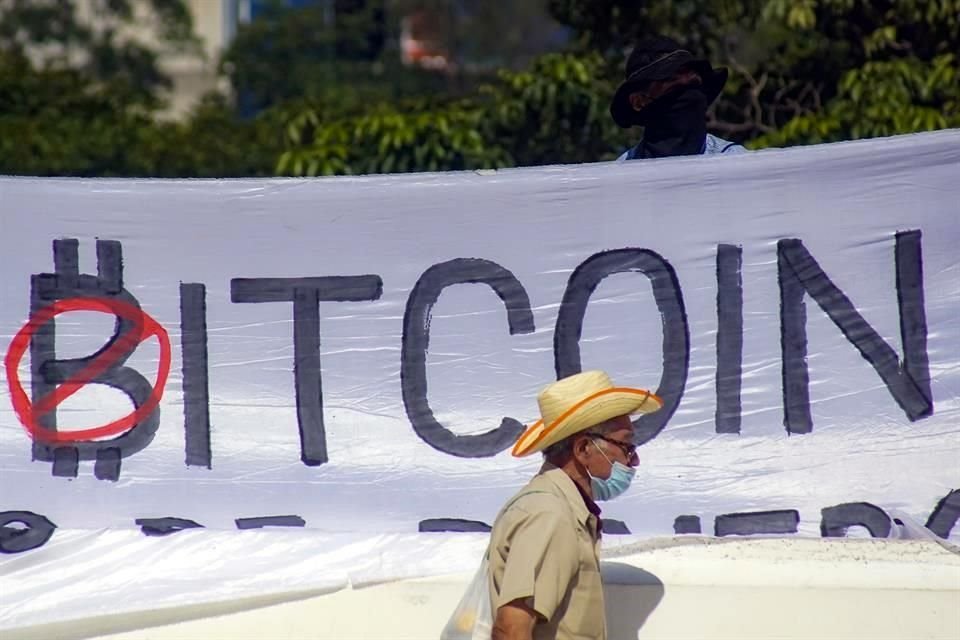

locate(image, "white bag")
[[440, 555, 493, 640]]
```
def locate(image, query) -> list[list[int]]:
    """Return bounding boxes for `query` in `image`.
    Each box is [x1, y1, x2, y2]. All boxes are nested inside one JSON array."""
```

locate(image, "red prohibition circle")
[[4, 297, 171, 443]]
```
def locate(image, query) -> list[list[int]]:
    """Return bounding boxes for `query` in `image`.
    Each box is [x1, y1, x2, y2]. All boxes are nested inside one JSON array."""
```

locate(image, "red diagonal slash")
[[4, 297, 171, 443]]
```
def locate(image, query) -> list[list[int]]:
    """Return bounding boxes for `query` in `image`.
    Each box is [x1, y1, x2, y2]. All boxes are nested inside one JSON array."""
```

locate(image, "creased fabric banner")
[[1, 130, 959, 559]]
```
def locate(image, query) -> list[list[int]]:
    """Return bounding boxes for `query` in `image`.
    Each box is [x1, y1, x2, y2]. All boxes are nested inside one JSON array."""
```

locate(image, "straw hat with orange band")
[[512, 370, 663, 457]]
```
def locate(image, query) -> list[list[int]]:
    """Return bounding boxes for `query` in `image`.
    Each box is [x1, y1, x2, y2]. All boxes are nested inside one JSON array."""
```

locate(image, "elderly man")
[[487, 370, 662, 640], [610, 35, 746, 159]]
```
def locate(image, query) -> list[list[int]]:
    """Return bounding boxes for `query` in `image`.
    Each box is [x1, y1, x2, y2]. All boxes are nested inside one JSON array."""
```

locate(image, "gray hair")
[[542, 417, 626, 462]]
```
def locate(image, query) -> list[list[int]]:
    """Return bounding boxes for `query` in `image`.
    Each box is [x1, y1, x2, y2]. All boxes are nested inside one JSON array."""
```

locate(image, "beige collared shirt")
[[487, 464, 605, 640]]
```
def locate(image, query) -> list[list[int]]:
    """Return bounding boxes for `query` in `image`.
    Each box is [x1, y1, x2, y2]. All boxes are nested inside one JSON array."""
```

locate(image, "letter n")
[[778, 231, 931, 434]]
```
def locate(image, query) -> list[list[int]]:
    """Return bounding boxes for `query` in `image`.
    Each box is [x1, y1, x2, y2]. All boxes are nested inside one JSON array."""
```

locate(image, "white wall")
[[8, 538, 959, 640]]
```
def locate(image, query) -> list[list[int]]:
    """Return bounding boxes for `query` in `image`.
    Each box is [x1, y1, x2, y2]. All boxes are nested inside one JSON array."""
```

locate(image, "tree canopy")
[[1, 0, 956, 177]]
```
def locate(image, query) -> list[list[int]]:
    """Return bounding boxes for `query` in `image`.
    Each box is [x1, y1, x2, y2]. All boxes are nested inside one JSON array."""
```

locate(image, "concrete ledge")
[[7, 538, 959, 640]]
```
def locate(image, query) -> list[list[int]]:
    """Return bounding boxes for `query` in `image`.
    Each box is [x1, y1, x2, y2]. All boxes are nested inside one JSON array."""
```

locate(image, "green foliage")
[[125, 95, 284, 178], [278, 98, 508, 176], [0, 0, 198, 99], [2, 0, 958, 177], [0, 52, 279, 177], [224, 0, 369, 110], [391, 0, 567, 70], [547, 0, 960, 147], [481, 52, 623, 166], [757, 53, 960, 146], [546, 0, 661, 53], [224, 0, 571, 118], [0, 0, 276, 177], [222, 0, 455, 115], [749, 0, 960, 146], [0, 52, 153, 176], [276, 52, 627, 176]]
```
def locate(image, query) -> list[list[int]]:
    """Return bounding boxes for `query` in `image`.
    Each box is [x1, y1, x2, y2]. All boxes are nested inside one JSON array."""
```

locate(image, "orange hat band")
[[512, 386, 661, 456]]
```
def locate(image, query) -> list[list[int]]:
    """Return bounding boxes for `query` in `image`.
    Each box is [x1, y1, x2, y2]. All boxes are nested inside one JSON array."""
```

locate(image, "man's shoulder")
[[493, 472, 572, 528], [504, 478, 567, 514], [617, 134, 747, 161], [705, 133, 747, 154], [489, 489, 569, 549]]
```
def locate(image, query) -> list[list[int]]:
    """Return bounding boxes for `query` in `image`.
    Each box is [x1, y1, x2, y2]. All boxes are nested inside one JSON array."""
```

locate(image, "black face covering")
[[637, 87, 709, 159]]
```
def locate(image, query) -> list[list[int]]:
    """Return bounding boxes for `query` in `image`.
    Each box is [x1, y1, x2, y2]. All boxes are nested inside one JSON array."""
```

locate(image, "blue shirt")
[[618, 133, 746, 161]]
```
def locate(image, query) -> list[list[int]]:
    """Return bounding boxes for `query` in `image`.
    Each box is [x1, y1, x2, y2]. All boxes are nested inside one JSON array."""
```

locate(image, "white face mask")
[[587, 440, 636, 501]]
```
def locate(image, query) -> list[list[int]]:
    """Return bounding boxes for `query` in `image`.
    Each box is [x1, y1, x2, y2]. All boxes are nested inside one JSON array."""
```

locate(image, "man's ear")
[[571, 434, 592, 464]]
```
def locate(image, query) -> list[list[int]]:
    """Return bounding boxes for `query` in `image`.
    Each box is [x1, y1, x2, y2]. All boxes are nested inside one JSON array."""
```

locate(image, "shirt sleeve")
[[722, 143, 748, 154], [491, 496, 579, 622]]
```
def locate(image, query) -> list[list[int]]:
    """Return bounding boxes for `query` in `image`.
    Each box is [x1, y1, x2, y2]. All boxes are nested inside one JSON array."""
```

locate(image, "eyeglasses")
[[587, 433, 638, 460]]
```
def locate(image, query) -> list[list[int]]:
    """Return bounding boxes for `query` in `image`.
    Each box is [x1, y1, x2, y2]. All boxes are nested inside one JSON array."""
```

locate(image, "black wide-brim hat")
[[610, 47, 728, 128]]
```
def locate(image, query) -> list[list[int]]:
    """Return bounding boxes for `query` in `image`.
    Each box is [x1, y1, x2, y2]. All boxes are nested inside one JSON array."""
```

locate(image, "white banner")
[[1, 131, 959, 628]]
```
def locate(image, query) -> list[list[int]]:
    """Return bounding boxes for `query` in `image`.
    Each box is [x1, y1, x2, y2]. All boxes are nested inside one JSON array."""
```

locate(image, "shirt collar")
[[574, 480, 602, 520], [627, 135, 709, 159], [539, 462, 602, 527]]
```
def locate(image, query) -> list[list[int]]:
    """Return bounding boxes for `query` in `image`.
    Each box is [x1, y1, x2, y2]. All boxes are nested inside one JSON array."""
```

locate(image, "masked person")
[[610, 35, 746, 159], [487, 370, 662, 640]]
